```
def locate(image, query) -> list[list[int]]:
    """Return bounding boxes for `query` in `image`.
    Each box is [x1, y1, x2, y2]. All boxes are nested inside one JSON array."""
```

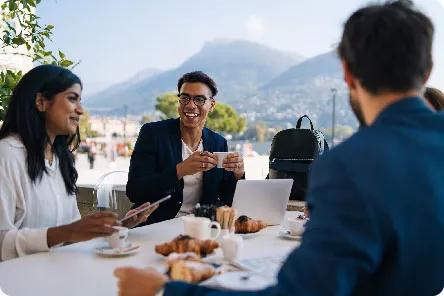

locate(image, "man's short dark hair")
[[338, 0, 434, 94], [177, 71, 218, 97]]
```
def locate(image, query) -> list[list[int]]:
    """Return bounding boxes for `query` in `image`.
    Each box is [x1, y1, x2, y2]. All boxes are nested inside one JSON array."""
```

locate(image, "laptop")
[[231, 179, 293, 226]]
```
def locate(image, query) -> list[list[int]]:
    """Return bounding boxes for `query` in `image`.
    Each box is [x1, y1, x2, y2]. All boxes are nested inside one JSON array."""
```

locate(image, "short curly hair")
[[177, 71, 218, 97]]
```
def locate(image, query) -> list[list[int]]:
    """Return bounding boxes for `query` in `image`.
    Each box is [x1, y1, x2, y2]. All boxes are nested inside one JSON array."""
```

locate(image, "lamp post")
[[123, 105, 128, 141], [123, 104, 127, 157], [331, 88, 337, 147]]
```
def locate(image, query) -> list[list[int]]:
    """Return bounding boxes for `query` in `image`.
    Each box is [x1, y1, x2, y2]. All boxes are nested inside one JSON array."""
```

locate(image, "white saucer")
[[278, 230, 302, 240], [235, 230, 262, 239], [93, 241, 140, 257], [215, 271, 273, 291]]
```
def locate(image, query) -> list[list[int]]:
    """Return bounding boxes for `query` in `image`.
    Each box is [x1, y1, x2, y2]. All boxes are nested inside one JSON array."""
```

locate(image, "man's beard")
[[349, 94, 367, 127]]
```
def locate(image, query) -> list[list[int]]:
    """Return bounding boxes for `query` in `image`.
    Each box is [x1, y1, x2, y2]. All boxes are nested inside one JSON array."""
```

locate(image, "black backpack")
[[268, 115, 329, 201]]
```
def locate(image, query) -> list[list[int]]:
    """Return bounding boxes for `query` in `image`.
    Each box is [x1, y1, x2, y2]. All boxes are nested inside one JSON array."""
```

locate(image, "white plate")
[[215, 271, 274, 291], [235, 230, 262, 239], [278, 230, 302, 240], [93, 241, 140, 257]]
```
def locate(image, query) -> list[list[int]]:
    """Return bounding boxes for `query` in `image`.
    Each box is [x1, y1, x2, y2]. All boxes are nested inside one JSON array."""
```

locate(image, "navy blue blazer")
[[164, 98, 444, 295], [126, 118, 238, 225]]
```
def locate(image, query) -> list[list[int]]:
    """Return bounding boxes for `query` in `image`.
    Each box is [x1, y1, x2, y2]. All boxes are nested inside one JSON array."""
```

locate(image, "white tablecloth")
[[0, 212, 302, 296]]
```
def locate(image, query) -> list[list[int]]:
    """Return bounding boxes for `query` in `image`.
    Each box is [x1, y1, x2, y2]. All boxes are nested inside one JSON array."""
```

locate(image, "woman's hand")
[[48, 212, 121, 247], [122, 202, 159, 229]]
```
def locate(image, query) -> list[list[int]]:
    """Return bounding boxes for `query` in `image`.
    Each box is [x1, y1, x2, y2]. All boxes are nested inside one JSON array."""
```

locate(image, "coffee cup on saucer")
[[182, 216, 221, 240], [287, 217, 306, 236], [108, 226, 129, 249]]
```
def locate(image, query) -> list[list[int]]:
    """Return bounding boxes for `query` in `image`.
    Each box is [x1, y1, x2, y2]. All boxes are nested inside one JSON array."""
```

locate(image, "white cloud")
[[437, 0, 444, 7], [245, 15, 264, 35]]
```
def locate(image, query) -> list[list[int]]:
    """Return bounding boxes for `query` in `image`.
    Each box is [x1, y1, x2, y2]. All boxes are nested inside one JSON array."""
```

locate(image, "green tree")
[[255, 122, 267, 143], [206, 103, 246, 134], [154, 93, 179, 120], [141, 115, 155, 124], [78, 110, 100, 140], [1, 0, 77, 121], [321, 125, 355, 145]]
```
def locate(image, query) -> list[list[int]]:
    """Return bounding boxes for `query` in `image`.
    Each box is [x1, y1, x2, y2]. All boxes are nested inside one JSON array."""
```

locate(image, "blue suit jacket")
[[164, 98, 444, 295], [126, 118, 238, 225]]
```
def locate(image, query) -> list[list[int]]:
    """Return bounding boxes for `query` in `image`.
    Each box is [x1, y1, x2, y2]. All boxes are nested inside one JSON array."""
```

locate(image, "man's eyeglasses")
[[177, 94, 211, 106]]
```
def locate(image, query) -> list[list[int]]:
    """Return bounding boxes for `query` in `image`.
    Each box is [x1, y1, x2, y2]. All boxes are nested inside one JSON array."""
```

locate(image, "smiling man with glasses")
[[126, 71, 245, 225]]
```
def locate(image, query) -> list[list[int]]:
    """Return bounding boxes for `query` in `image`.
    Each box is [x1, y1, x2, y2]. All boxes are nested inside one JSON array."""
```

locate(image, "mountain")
[[236, 51, 357, 129], [84, 40, 304, 115], [262, 50, 342, 90], [84, 68, 163, 113]]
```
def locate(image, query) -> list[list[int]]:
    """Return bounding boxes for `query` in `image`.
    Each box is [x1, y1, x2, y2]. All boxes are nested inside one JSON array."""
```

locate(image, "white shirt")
[[176, 139, 203, 217], [0, 135, 81, 261]]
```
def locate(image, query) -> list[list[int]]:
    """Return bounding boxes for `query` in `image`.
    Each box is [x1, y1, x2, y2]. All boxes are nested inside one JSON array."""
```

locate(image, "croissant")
[[170, 261, 215, 283], [167, 252, 203, 267], [155, 235, 219, 256], [197, 239, 219, 255], [235, 215, 267, 233]]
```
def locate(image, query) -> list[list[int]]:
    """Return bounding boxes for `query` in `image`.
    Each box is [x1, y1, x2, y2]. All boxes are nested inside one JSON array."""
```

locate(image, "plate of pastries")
[[234, 215, 268, 239], [212, 206, 268, 238], [165, 252, 223, 284], [155, 235, 219, 257], [156, 237, 239, 284], [155, 235, 222, 284]]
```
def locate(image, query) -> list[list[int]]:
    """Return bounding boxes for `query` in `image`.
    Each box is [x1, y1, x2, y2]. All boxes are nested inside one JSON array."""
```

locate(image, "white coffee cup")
[[108, 226, 129, 249], [221, 234, 243, 262], [287, 217, 306, 236], [182, 216, 221, 240], [213, 152, 231, 168], [216, 229, 232, 244]]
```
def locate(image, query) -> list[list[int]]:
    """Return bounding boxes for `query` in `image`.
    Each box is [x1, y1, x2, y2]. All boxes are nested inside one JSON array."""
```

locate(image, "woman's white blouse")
[[0, 136, 81, 261]]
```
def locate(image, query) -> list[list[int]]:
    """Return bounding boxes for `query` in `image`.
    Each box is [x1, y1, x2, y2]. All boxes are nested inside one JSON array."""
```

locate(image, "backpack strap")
[[269, 158, 312, 173], [296, 115, 314, 130]]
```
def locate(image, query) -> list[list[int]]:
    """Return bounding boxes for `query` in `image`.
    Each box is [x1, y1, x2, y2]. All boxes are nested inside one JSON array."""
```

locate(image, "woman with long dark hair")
[[424, 87, 444, 111], [0, 65, 155, 261]]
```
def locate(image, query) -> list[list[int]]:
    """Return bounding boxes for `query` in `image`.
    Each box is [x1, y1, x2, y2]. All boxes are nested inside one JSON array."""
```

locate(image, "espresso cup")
[[213, 152, 231, 168], [108, 226, 129, 249], [221, 234, 243, 262], [287, 218, 306, 236], [182, 216, 221, 240]]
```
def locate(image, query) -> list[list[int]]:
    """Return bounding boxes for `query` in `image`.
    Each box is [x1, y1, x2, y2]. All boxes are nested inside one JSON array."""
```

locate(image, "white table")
[[0, 212, 302, 296]]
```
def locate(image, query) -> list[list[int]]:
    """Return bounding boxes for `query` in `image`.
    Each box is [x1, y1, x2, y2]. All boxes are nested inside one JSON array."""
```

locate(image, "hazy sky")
[[38, 0, 444, 97]]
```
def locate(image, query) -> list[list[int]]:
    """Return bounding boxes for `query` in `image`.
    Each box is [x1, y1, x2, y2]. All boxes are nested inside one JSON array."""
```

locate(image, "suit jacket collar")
[[170, 118, 182, 166], [373, 97, 432, 127]]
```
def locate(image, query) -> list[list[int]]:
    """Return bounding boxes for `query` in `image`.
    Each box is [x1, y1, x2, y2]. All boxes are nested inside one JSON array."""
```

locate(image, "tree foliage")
[[78, 110, 100, 140], [154, 93, 179, 120], [321, 125, 355, 145], [255, 122, 267, 143], [154, 92, 246, 134], [206, 103, 246, 134], [0, 0, 77, 121], [141, 115, 155, 124]]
